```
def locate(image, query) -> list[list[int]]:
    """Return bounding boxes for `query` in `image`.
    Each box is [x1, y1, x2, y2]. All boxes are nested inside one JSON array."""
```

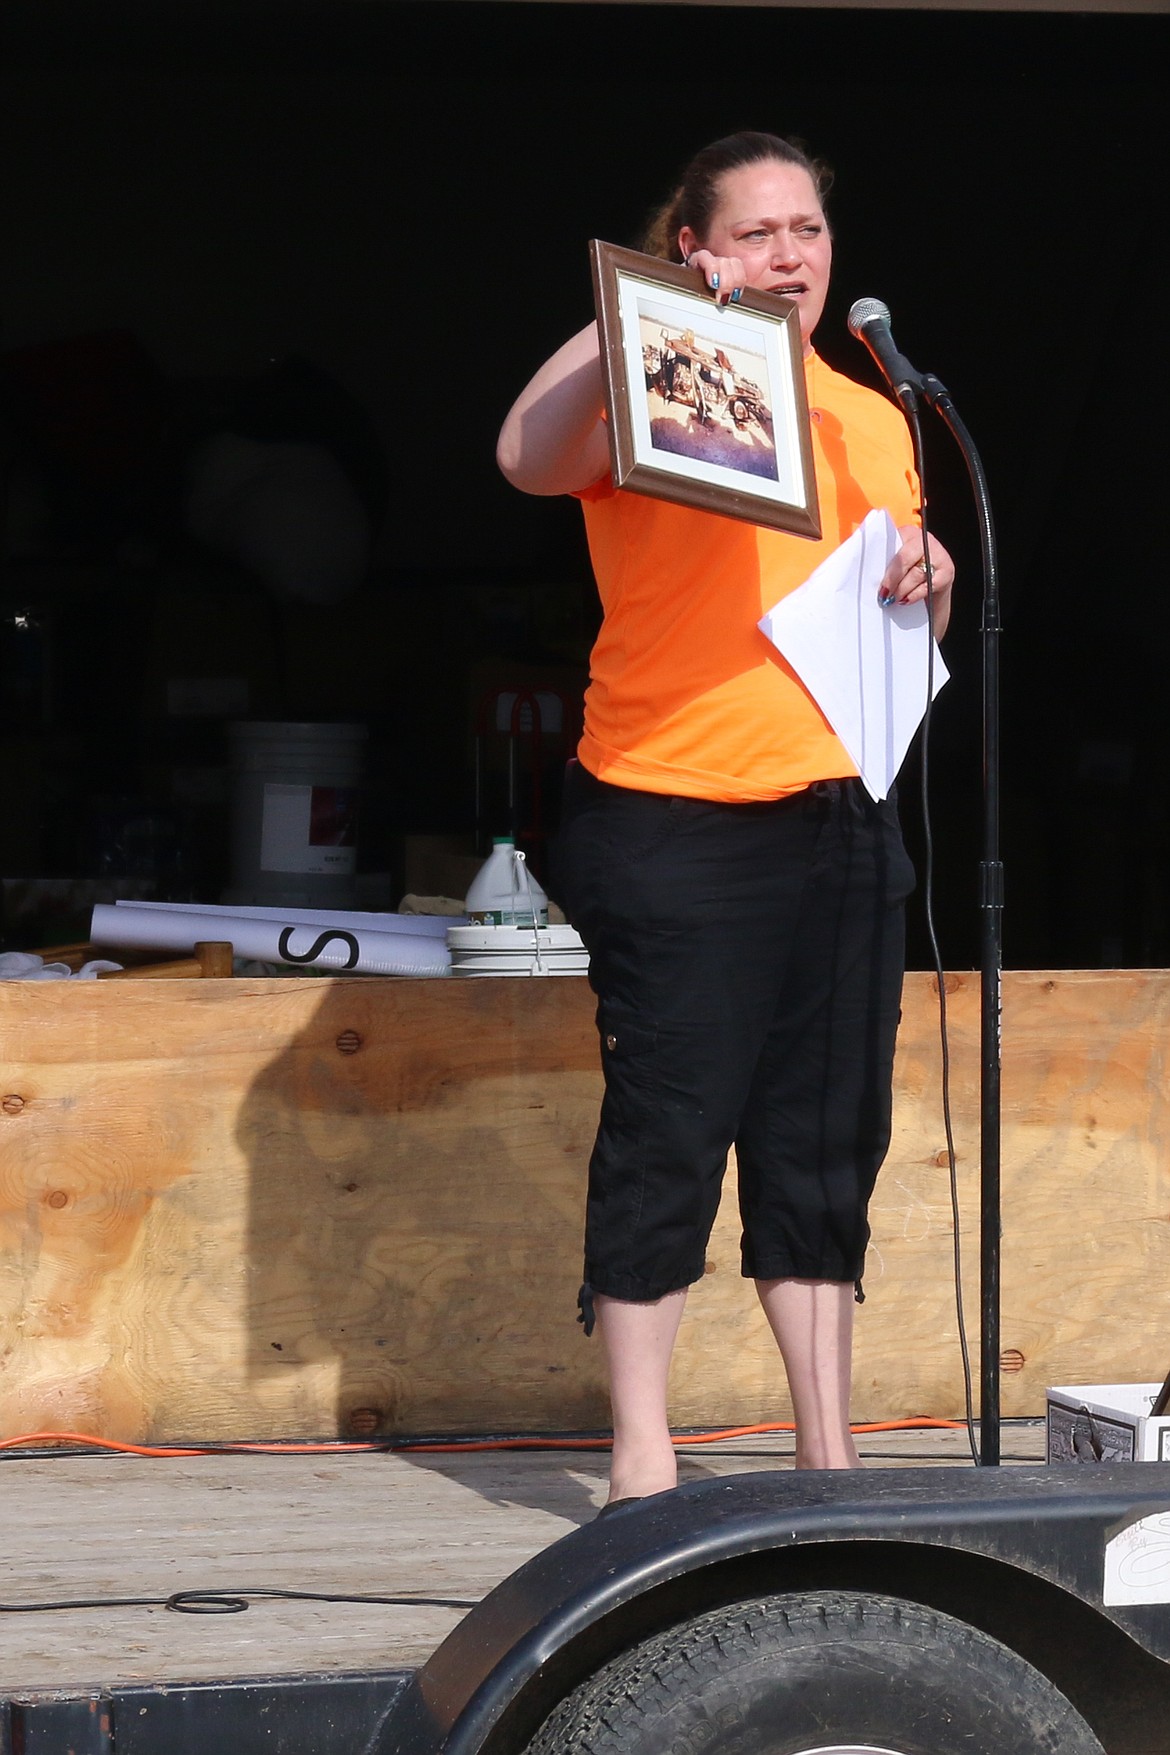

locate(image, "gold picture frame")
[[590, 239, 821, 540]]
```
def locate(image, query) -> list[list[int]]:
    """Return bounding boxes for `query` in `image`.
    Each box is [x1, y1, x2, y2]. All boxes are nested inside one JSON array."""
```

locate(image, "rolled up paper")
[[90, 903, 449, 976]]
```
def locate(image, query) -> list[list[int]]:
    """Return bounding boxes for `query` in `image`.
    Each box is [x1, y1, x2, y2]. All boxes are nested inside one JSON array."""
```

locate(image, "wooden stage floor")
[[0, 1422, 1047, 1697]]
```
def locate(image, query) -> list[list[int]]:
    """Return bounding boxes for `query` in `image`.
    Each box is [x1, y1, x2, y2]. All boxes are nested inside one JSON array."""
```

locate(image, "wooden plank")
[[0, 979, 605, 1442], [0, 1429, 1042, 1693], [2, 971, 1168, 1442], [696, 970, 1170, 1430]]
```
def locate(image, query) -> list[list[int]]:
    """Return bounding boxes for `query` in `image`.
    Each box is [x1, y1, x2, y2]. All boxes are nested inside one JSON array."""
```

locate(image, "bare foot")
[[794, 1434, 862, 1470]]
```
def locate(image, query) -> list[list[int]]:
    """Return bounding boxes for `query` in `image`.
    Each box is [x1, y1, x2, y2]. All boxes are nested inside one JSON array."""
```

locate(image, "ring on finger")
[[915, 557, 929, 574]]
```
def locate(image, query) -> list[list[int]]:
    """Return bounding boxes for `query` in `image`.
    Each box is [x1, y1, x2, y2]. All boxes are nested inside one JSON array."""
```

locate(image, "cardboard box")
[[397, 833, 481, 907], [1047, 1383, 1170, 1464]]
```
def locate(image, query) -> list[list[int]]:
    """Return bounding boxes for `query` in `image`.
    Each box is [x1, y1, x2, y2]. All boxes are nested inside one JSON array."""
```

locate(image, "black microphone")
[[847, 297, 926, 411]]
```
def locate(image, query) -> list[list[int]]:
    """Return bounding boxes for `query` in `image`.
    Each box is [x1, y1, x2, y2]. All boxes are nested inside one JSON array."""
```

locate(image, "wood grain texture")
[[0, 1429, 1036, 1693], [2, 970, 1168, 1441]]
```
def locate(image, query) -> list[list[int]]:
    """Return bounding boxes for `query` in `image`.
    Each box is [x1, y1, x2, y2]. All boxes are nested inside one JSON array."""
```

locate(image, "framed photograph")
[[589, 239, 821, 540]]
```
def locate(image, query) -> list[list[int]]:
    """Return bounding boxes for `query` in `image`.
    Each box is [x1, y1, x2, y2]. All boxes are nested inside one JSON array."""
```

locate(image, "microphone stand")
[[919, 372, 1003, 1468], [850, 303, 1003, 1464]]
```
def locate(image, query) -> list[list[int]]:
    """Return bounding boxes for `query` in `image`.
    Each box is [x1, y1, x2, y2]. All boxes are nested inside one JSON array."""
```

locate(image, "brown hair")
[[641, 131, 832, 263]]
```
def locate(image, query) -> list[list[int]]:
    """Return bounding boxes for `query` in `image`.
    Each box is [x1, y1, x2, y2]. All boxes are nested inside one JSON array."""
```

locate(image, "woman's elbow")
[[496, 428, 571, 497], [497, 419, 608, 498], [495, 421, 534, 492]]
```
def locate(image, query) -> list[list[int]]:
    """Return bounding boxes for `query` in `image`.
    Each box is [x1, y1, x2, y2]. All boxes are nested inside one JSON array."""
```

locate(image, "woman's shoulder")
[[810, 353, 914, 471], [811, 352, 904, 427]]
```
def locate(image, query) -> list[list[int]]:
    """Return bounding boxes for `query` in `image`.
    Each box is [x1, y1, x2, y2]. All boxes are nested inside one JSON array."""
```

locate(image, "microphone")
[[847, 297, 926, 411]]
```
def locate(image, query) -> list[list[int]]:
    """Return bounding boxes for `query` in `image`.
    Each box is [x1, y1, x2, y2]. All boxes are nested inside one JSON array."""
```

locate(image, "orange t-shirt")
[[576, 350, 920, 802]]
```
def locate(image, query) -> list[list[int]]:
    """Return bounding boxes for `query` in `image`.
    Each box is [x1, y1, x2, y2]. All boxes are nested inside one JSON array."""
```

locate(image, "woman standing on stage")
[[497, 131, 954, 1509]]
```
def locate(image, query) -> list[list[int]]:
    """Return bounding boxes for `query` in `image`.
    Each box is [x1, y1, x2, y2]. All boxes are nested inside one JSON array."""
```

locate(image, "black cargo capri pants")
[[558, 763, 916, 1309]]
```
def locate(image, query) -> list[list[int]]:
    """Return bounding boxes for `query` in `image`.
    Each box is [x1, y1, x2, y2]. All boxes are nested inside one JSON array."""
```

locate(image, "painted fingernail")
[[730, 287, 742, 303], [880, 593, 897, 608], [711, 272, 720, 290]]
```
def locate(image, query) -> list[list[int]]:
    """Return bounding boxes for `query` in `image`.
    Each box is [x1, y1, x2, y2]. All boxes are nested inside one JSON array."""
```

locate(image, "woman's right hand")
[[683, 249, 748, 307]]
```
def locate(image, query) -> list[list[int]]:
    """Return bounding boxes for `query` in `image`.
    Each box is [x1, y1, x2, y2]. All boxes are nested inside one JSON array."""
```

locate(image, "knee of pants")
[[583, 1084, 731, 1299]]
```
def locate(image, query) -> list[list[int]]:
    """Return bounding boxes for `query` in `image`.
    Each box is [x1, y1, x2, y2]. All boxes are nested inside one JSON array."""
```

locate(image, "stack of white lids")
[[446, 923, 589, 978]]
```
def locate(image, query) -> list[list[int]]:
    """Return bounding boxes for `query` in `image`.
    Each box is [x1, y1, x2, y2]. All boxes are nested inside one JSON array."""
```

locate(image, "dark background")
[[0, 0, 1165, 967]]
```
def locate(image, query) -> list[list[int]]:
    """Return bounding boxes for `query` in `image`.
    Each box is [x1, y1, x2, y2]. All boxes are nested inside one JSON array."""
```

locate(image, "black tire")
[[523, 1590, 1106, 1755]]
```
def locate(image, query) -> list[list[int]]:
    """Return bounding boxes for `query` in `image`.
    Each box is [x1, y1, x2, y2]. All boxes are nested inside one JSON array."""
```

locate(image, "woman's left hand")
[[879, 528, 955, 637]]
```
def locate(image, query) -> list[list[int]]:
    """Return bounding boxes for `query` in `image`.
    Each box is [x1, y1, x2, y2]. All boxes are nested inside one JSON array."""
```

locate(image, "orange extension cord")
[[0, 1418, 965, 1459]]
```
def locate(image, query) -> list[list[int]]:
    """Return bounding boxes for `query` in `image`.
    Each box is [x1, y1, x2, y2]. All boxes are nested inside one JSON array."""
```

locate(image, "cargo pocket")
[[597, 1000, 659, 1076]]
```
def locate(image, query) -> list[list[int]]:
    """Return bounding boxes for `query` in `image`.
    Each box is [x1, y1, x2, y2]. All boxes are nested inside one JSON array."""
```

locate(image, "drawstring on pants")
[[576, 1282, 596, 1337]]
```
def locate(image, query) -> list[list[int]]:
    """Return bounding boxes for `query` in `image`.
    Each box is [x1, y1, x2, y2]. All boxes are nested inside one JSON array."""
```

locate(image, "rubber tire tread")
[[522, 1588, 1107, 1755]]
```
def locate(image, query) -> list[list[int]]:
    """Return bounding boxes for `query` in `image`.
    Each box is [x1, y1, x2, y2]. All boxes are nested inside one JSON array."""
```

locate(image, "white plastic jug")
[[464, 838, 548, 927]]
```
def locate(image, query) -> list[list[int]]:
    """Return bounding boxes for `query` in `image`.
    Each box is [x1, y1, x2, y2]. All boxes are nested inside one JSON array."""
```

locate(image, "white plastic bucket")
[[226, 721, 367, 908], [447, 923, 588, 978]]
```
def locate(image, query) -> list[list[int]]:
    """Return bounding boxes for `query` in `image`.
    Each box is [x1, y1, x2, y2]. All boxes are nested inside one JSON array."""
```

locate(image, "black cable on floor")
[[0, 1587, 479, 1617]]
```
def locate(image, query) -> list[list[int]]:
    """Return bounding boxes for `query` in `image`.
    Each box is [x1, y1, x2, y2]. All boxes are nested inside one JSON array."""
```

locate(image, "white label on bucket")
[[260, 783, 358, 875], [468, 908, 549, 927]]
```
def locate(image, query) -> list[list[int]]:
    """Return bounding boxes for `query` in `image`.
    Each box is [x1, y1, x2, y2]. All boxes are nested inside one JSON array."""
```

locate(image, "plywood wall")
[[2, 971, 1168, 1442]]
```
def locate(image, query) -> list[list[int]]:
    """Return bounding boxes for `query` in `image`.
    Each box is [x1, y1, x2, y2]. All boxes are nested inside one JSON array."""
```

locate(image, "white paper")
[[1105, 1512, 1170, 1606], [758, 508, 948, 801], [116, 899, 458, 938], [90, 903, 450, 976]]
